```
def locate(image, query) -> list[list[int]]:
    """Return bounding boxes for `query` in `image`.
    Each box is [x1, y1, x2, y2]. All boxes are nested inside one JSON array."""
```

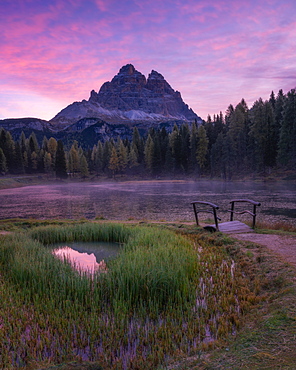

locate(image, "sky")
[[1, 0, 296, 121]]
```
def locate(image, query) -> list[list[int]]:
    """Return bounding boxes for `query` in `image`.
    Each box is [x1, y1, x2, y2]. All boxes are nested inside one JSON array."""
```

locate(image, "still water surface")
[[51, 241, 120, 273], [0, 180, 295, 224]]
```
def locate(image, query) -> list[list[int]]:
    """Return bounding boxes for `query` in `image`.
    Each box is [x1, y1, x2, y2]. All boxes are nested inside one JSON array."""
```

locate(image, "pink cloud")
[[0, 0, 296, 120]]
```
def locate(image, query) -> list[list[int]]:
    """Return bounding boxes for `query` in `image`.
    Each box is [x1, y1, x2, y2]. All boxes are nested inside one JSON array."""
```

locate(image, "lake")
[[0, 180, 295, 225]]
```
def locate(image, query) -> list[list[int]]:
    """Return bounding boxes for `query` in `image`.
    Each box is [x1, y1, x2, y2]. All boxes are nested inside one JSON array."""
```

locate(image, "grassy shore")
[[0, 220, 295, 369]]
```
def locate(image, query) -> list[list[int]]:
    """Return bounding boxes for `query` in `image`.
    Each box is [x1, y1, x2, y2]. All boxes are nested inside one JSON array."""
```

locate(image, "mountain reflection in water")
[[52, 241, 120, 273]]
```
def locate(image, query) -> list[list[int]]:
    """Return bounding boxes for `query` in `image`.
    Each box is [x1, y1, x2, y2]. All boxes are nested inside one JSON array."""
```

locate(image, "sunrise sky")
[[1, 0, 296, 121]]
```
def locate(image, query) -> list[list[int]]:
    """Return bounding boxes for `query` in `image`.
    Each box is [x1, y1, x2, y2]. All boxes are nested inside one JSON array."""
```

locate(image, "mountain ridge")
[[50, 64, 202, 129], [0, 64, 202, 140]]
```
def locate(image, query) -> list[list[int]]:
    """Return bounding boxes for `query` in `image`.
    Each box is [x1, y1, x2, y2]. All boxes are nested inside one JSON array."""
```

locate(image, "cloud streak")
[[0, 0, 296, 120]]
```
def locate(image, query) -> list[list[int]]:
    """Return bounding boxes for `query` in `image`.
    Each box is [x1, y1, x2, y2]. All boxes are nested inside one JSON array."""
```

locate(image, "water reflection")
[[0, 180, 295, 225], [52, 241, 120, 273]]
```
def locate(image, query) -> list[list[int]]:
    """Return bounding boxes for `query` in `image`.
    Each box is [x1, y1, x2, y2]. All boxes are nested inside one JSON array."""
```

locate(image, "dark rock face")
[[50, 64, 202, 129], [89, 64, 198, 121]]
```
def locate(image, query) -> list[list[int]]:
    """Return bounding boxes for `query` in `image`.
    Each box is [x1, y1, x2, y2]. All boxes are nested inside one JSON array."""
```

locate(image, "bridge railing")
[[228, 199, 261, 228], [191, 201, 221, 231]]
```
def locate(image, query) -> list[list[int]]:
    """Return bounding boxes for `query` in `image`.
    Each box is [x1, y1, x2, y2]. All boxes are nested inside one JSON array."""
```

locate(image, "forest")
[[0, 88, 295, 180]]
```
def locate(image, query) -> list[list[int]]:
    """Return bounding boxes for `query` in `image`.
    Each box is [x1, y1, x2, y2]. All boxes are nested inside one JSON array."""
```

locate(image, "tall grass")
[[28, 224, 199, 313], [29, 222, 132, 244], [0, 223, 260, 369], [105, 227, 199, 313]]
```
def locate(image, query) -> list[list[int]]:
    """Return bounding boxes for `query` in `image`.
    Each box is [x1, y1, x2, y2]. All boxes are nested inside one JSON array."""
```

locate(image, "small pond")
[[51, 241, 121, 273]]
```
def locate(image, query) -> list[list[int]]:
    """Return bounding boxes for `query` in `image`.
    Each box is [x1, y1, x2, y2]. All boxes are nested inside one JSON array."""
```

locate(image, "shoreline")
[[0, 172, 295, 190]]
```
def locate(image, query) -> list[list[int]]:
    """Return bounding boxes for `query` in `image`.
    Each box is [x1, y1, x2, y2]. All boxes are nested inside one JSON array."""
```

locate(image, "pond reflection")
[[51, 241, 120, 273]]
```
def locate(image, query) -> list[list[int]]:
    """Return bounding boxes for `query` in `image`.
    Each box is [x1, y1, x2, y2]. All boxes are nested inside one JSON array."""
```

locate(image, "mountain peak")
[[118, 64, 136, 75], [148, 70, 164, 80], [51, 64, 202, 128]]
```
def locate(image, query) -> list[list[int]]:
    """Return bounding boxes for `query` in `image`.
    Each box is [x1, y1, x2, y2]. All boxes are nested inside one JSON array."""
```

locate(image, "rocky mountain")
[[50, 64, 202, 129], [0, 64, 203, 145], [0, 117, 53, 132]]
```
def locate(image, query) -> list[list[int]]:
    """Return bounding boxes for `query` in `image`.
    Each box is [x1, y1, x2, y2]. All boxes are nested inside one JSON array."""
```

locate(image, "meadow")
[[0, 221, 267, 369]]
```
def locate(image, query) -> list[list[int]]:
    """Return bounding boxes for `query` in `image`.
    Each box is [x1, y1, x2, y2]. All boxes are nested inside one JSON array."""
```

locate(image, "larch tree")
[[80, 155, 89, 177], [109, 146, 119, 177]]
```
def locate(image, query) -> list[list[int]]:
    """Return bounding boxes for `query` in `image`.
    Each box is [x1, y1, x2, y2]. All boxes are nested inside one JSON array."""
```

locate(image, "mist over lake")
[[0, 180, 295, 224]]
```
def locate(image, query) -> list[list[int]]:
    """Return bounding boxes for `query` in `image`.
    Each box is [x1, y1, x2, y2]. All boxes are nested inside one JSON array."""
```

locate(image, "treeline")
[[0, 88, 295, 179]]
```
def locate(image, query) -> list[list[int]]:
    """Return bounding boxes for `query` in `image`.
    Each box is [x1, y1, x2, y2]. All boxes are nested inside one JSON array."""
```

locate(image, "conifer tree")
[[132, 127, 144, 163], [169, 125, 182, 171], [109, 146, 119, 177], [80, 155, 89, 177], [249, 98, 276, 171], [0, 130, 15, 172], [55, 140, 67, 178], [117, 139, 128, 172], [196, 125, 209, 171], [278, 88, 296, 167], [44, 152, 52, 173], [68, 141, 80, 175], [20, 131, 27, 153], [47, 137, 58, 165], [103, 141, 112, 172], [190, 122, 198, 171], [14, 142, 25, 174], [42, 136, 49, 152], [30, 151, 38, 171], [128, 146, 139, 169], [144, 134, 155, 174], [28, 132, 39, 154], [0, 148, 7, 173], [95, 141, 104, 173]]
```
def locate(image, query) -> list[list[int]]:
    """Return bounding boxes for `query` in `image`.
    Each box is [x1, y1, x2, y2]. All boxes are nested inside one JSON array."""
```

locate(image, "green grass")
[[0, 221, 285, 369]]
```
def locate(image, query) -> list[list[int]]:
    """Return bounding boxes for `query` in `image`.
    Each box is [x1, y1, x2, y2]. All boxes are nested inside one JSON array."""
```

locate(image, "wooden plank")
[[208, 221, 253, 234]]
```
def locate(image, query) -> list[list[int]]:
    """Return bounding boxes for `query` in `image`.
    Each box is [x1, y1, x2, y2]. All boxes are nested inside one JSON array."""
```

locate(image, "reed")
[[104, 227, 199, 313], [0, 223, 260, 369]]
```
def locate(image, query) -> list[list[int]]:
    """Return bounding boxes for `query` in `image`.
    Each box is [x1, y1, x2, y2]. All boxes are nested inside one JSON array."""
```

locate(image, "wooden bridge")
[[191, 199, 261, 234]]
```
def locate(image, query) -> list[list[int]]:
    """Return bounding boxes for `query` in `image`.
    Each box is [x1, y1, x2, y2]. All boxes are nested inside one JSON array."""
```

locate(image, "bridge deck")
[[209, 220, 253, 234]]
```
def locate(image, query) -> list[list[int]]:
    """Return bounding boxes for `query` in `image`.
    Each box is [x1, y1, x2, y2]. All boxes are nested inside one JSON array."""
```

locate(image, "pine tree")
[[20, 131, 27, 153], [144, 134, 154, 174], [190, 122, 198, 171], [28, 132, 39, 154], [180, 123, 190, 173], [55, 140, 67, 179], [14, 142, 25, 174], [132, 127, 144, 163], [103, 141, 112, 172], [169, 125, 182, 171], [249, 98, 276, 172], [80, 155, 89, 177], [43, 152, 52, 173], [0, 148, 7, 173], [42, 136, 49, 152], [0, 129, 15, 172], [196, 125, 209, 172], [278, 88, 296, 167], [95, 141, 104, 173], [227, 100, 249, 172], [128, 146, 139, 169]]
